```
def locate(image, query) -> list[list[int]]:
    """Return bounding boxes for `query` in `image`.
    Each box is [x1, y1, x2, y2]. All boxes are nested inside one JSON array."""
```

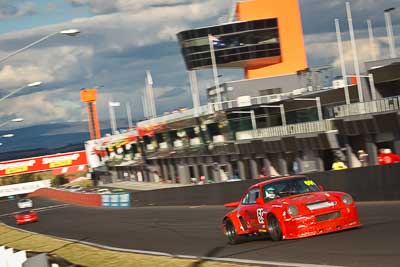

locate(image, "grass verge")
[[0, 223, 255, 267]]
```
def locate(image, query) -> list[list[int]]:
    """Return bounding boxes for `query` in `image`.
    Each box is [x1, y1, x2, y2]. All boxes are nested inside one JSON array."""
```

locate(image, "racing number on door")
[[257, 208, 264, 224]]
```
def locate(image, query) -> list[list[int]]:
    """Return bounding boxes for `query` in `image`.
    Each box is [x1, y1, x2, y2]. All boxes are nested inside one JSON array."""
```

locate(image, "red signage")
[[0, 151, 87, 177]]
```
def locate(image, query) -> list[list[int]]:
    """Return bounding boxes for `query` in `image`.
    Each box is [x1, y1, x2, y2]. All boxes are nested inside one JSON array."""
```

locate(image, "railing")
[[137, 92, 301, 127], [137, 105, 211, 127], [208, 93, 292, 111], [236, 120, 336, 140], [334, 96, 400, 118]]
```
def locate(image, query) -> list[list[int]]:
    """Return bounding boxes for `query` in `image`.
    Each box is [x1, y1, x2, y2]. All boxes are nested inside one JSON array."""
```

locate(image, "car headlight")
[[287, 205, 299, 216], [342, 194, 353, 205]]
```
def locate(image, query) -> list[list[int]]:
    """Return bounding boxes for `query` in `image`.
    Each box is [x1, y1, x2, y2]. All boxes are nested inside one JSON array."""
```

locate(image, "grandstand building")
[[85, 0, 400, 184]]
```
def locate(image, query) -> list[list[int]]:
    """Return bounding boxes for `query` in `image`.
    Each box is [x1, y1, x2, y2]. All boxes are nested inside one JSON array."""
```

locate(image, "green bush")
[[51, 174, 68, 187]]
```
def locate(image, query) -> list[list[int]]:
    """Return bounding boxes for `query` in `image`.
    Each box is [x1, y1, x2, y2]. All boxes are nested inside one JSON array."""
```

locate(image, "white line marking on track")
[[2, 224, 350, 267], [0, 204, 69, 218]]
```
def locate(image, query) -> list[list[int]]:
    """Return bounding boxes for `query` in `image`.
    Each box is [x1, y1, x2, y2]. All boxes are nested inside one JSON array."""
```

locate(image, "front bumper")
[[283, 206, 361, 239], [16, 217, 37, 225]]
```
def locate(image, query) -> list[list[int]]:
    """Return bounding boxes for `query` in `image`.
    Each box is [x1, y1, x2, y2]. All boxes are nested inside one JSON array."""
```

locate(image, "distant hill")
[[0, 119, 129, 161], [0, 143, 85, 161]]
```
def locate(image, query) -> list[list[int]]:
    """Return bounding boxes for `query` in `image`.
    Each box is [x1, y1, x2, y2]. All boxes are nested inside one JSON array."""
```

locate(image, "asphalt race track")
[[1, 198, 400, 267]]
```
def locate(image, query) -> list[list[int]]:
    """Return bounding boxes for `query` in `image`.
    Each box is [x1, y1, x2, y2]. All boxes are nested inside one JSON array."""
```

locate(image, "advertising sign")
[[0, 151, 87, 177], [0, 179, 51, 197], [237, 95, 252, 107], [85, 140, 103, 169], [101, 193, 131, 207]]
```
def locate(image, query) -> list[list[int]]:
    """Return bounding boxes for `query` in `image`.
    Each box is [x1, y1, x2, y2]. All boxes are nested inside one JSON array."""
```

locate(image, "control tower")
[[177, 0, 307, 79], [80, 88, 101, 140]]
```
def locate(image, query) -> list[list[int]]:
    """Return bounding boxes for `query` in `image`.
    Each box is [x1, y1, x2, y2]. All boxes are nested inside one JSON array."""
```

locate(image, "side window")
[[248, 188, 260, 204], [241, 193, 250, 205], [242, 188, 260, 205]]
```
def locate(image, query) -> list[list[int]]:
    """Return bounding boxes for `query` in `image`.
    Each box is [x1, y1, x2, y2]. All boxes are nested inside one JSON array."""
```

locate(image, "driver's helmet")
[[265, 187, 276, 199]]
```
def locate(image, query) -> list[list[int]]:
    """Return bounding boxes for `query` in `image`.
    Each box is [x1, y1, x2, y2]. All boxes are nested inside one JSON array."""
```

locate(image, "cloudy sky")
[[0, 0, 399, 132]]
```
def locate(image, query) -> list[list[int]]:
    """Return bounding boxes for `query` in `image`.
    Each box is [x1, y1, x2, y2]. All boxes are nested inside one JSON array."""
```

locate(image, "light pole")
[[0, 133, 15, 147], [346, 2, 363, 103], [367, 19, 377, 61], [126, 102, 133, 129], [334, 18, 350, 105], [208, 34, 222, 110], [294, 97, 323, 121], [188, 70, 200, 117], [145, 70, 157, 118], [108, 101, 120, 135], [345, 74, 377, 100], [232, 110, 256, 130], [0, 29, 80, 65], [0, 81, 42, 103], [0, 118, 24, 128], [384, 8, 397, 58], [260, 104, 286, 126]]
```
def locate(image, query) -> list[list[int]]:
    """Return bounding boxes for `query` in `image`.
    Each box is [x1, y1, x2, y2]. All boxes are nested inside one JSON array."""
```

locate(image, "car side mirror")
[[319, 185, 325, 191], [256, 197, 264, 205]]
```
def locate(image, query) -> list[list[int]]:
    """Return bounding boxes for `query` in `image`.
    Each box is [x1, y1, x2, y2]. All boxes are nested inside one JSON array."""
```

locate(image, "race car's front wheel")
[[267, 214, 282, 241], [224, 219, 243, 245]]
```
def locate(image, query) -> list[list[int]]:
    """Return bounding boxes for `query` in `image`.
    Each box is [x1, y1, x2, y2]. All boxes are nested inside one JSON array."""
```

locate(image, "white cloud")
[[304, 24, 400, 73], [0, 45, 93, 92], [0, 1, 35, 21], [0, 65, 53, 89], [66, 0, 227, 16], [0, 88, 85, 125], [0, 0, 398, 130]]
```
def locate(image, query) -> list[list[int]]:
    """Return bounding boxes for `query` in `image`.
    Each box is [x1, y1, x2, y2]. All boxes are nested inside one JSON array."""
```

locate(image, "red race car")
[[15, 210, 38, 225], [222, 176, 361, 244]]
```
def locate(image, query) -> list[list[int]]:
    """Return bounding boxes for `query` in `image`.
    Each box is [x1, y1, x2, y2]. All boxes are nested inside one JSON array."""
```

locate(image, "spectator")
[[378, 148, 400, 165], [292, 161, 300, 174], [260, 167, 267, 176], [258, 167, 267, 179], [332, 159, 348, 170], [231, 169, 240, 180], [357, 150, 368, 167]]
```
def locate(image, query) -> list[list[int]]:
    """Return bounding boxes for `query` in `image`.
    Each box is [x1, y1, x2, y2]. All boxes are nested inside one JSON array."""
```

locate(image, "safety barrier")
[[0, 246, 27, 267], [131, 163, 400, 206], [101, 193, 131, 207], [29, 188, 102, 207]]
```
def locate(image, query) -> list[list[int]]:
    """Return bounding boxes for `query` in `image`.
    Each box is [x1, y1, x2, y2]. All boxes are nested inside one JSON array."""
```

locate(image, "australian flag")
[[210, 35, 226, 48]]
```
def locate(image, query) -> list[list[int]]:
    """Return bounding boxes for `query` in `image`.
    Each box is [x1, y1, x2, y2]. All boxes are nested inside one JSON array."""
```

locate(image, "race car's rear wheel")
[[224, 219, 243, 245], [267, 214, 283, 241]]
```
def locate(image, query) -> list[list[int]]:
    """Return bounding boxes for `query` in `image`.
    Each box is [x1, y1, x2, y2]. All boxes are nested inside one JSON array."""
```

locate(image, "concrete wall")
[[131, 163, 400, 206], [29, 188, 101, 207], [220, 73, 306, 101]]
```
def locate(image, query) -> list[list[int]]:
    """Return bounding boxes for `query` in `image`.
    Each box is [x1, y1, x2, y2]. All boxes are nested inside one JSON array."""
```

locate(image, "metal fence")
[[137, 105, 211, 127], [138, 94, 400, 139], [334, 96, 400, 118], [236, 120, 336, 140]]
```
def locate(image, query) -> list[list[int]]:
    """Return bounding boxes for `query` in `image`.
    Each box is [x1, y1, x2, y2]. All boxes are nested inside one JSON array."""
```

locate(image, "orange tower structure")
[[80, 88, 101, 140], [236, 0, 308, 79]]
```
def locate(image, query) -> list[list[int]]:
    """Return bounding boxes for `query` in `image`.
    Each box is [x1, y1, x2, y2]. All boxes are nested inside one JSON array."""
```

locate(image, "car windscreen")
[[19, 199, 30, 202], [262, 177, 320, 201], [17, 211, 31, 215]]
